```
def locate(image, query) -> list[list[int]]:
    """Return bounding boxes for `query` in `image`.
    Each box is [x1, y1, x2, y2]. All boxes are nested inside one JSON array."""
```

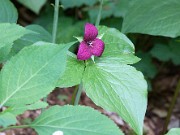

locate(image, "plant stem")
[[42, 0, 60, 110], [162, 79, 180, 134], [71, 85, 79, 105], [95, 0, 103, 27], [52, 0, 60, 43], [74, 82, 83, 105], [0, 105, 2, 109], [72, 60, 87, 105], [0, 125, 29, 132]]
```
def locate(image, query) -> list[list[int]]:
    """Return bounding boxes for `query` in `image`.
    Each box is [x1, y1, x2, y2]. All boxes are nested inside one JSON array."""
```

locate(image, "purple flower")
[[77, 23, 105, 60]]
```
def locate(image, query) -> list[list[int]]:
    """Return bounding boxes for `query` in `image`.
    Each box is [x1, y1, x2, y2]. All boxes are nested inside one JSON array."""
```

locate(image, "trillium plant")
[[0, 0, 148, 135], [77, 23, 104, 60]]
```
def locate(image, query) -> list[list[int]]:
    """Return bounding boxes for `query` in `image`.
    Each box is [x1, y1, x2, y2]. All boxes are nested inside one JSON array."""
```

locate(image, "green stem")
[[74, 82, 83, 105], [0, 104, 2, 109], [42, 96, 47, 112], [0, 125, 29, 132], [95, 0, 103, 27], [162, 80, 180, 134], [42, 0, 60, 110], [71, 85, 79, 105], [52, 0, 60, 43]]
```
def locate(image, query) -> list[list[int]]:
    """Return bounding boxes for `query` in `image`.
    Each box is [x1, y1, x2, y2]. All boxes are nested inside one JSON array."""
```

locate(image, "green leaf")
[[113, 0, 129, 18], [35, 13, 84, 44], [150, 41, 180, 65], [169, 41, 180, 65], [35, 15, 74, 36], [150, 44, 171, 62], [97, 26, 138, 64], [57, 25, 140, 88], [83, 60, 147, 135], [88, 2, 115, 23], [0, 112, 17, 127], [17, 0, 47, 14], [12, 24, 52, 54], [122, 0, 180, 37], [0, 23, 31, 63], [98, 26, 135, 56], [27, 24, 52, 40], [134, 51, 157, 79], [0, 23, 30, 49], [0, 42, 73, 107], [56, 20, 85, 44], [98, 54, 140, 65], [30, 105, 124, 135], [57, 52, 85, 88], [0, 0, 18, 23], [101, 17, 123, 31], [9, 101, 48, 115], [166, 128, 180, 135], [0, 43, 12, 63], [84, 27, 146, 134], [61, 0, 97, 9], [34, 7, 54, 29], [88, 0, 128, 23]]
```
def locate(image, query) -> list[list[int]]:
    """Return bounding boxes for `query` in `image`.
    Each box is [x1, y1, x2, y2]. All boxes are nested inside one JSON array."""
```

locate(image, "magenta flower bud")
[[77, 23, 105, 60]]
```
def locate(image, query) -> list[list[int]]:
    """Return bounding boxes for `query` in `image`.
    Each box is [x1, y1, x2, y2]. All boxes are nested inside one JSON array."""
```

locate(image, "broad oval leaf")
[[113, 0, 129, 18], [30, 105, 124, 135], [0, 23, 30, 49], [168, 41, 180, 65], [98, 26, 135, 56], [166, 128, 180, 135], [0, 42, 73, 107], [17, 0, 47, 14], [150, 44, 171, 62], [0, 112, 17, 127], [0, 43, 12, 63], [57, 52, 85, 88], [150, 41, 180, 65], [12, 24, 52, 54], [134, 51, 157, 79], [122, 0, 180, 37], [97, 26, 138, 64], [0, 0, 18, 23], [83, 60, 147, 135], [9, 101, 48, 115], [97, 54, 140, 65], [88, 3, 115, 23], [88, 1, 128, 23], [61, 0, 97, 9], [0, 23, 31, 63], [58, 25, 139, 88]]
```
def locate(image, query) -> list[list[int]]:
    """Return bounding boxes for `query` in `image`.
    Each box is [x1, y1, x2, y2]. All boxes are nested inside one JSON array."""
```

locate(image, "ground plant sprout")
[[0, 0, 180, 135]]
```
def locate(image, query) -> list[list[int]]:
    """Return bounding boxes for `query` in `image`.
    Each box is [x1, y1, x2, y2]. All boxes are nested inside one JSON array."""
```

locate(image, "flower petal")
[[90, 38, 105, 57], [84, 23, 98, 42], [77, 41, 92, 60]]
